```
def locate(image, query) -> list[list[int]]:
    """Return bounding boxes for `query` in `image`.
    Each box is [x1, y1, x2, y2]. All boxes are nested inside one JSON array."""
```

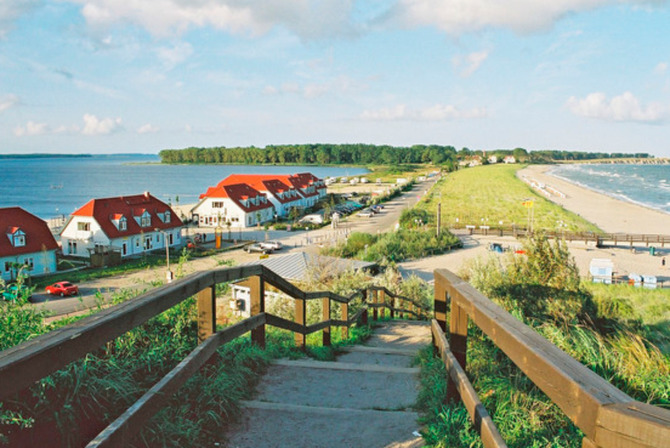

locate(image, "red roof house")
[[1, 207, 58, 280]]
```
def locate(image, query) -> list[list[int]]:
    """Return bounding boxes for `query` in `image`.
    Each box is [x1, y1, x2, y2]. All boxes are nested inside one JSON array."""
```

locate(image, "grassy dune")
[[420, 164, 601, 232]]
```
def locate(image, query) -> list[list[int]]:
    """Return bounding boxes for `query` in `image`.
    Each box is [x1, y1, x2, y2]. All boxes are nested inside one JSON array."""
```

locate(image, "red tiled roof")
[[218, 173, 324, 200], [70, 192, 183, 239], [0, 207, 58, 257], [201, 183, 274, 213]]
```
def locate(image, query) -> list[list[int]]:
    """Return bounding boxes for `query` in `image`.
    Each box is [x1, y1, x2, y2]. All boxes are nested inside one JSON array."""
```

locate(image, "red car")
[[45, 281, 79, 297]]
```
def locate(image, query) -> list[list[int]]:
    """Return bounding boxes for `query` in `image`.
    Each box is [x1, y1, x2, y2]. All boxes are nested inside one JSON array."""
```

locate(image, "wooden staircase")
[[226, 321, 431, 448]]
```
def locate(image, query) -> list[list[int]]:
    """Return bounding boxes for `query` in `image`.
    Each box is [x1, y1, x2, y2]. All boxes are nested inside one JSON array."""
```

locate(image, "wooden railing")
[[456, 224, 670, 248], [0, 264, 427, 447], [433, 268, 670, 448]]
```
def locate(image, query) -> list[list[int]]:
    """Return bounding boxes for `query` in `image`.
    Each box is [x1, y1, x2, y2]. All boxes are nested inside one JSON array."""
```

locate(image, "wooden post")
[[295, 297, 306, 350], [379, 289, 386, 319], [197, 285, 216, 343], [341, 302, 349, 340], [362, 290, 368, 325], [322, 297, 331, 347], [434, 273, 448, 333], [373, 289, 378, 321], [447, 301, 468, 402], [249, 275, 265, 349], [389, 293, 395, 319]]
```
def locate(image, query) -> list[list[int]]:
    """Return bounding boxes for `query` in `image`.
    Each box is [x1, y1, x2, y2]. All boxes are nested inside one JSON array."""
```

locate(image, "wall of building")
[[1, 250, 57, 281]]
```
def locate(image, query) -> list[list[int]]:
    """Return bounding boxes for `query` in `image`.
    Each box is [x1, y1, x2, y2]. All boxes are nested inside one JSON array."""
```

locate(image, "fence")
[[432, 268, 670, 448], [0, 264, 427, 447]]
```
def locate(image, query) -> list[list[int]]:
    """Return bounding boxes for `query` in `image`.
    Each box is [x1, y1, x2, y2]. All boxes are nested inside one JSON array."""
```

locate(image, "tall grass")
[[419, 234, 669, 447], [418, 165, 600, 232]]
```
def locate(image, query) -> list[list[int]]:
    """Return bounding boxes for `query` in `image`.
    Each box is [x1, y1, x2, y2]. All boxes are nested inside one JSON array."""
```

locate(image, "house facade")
[[192, 183, 275, 228], [60, 192, 183, 258], [217, 175, 303, 218], [0, 207, 58, 281], [282, 172, 327, 208]]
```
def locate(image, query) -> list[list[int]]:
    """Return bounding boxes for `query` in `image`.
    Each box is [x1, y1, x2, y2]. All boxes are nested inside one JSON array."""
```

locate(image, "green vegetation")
[[324, 228, 461, 263], [418, 235, 669, 447], [419, 164, 601, 232], [159, 144, 650, 166]]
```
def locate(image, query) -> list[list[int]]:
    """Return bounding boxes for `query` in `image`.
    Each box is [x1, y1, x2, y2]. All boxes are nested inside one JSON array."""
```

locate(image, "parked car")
[[245, 243, 273, 254], [260, 241, 283, 251], [358, 209, 375, 218], [46, 281, 79, 297], [2, 283, 32, 301]]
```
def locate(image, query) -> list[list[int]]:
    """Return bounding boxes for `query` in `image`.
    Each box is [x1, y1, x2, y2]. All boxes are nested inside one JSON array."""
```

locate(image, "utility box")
[[589, 258, 614, 284]]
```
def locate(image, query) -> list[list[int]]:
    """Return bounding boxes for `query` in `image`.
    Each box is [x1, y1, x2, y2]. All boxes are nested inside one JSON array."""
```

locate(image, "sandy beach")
[[400, 164, 670, 283]]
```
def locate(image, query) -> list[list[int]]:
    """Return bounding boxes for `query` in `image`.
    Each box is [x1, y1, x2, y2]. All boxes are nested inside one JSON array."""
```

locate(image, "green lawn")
[[419, 164, 601, 233]]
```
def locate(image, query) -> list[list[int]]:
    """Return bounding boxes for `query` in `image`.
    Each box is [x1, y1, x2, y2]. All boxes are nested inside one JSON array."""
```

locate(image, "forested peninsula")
[[158, 144, 651, 166]]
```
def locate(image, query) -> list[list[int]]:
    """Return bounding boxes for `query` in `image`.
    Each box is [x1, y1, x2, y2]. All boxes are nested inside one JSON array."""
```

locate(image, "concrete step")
[[254, 362, 419, 410], [227, 401, 423, 448]]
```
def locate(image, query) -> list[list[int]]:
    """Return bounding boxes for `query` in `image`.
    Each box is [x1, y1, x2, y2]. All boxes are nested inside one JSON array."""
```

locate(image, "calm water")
[[0, 155, 368, 218], [551, 164, 670, 215]]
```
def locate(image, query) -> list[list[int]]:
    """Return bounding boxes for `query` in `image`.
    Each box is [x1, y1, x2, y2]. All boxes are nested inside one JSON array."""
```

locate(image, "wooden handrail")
[[0, 263, 431, 446], [433, 268, 670, 448]]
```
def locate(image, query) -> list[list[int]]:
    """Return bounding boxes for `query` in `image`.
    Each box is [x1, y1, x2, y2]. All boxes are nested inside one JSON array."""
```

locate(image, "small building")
[[192, 183, 275, 228], [503, 156, 517, 164], [589, 258, 614, 284], [61, 192, 183, 258], [488, 155, 498, 164], [0, 207, 58, 281], [231, 252, 377, 316]]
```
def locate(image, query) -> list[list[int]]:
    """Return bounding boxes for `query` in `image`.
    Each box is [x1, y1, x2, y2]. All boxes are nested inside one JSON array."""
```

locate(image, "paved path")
[[34, 178, 438, 318], [226, 320, 431, 448]]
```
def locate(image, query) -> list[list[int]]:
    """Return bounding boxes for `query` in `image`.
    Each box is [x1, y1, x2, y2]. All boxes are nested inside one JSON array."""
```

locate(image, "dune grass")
[[419, 164, 601, 232]]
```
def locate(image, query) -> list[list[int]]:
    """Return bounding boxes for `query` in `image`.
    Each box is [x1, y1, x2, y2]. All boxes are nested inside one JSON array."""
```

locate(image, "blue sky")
[[1, 1, 670, 156]]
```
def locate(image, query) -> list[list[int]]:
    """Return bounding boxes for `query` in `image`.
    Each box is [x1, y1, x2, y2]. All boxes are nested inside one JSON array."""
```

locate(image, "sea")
[[550, 164, 670, 215], [0, 154, 368, 219]]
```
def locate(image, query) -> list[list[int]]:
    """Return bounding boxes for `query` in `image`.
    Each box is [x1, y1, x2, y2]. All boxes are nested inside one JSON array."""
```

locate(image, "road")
[[33, 177, 439, 319]]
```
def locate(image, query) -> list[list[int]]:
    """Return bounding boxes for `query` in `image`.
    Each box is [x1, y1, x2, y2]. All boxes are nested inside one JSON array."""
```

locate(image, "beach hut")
[[589, 258, 614, 284]]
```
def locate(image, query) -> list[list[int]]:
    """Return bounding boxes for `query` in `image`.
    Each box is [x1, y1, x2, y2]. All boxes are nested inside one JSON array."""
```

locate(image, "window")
[[141, 214, 151, 227], [23, 258, 34, 270], [119, 217, 127, 231], [212, 201, 224, 208], [4, 262, 11, 272], [68, 240, 77, 254], [13, 234, 25, 247], [164, 211, 171, 223], [77, 222, 90, 231]]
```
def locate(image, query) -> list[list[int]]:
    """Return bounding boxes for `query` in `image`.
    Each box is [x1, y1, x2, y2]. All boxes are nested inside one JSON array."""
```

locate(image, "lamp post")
[[156, 228, 173, 283]]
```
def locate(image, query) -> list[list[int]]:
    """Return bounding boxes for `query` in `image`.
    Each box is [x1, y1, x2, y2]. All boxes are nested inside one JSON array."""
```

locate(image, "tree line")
[[158, 144, 651, 166]]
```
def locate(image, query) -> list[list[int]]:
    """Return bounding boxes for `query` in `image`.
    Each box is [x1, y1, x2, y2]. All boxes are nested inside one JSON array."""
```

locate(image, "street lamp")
[[155, 228, 173, 283]]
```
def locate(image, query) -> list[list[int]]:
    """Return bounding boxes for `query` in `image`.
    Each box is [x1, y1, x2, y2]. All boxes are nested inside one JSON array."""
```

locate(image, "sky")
[[1, 0, 670, 156]]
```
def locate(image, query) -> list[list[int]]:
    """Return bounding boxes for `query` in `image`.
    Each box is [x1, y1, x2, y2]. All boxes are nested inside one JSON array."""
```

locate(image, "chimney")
[[144, 191, 150, 199]]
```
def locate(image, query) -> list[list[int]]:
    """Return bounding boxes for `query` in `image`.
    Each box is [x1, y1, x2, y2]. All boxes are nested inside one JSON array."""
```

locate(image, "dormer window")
[[119, 217, 127, 231], [13, 232, 25, 247], [164, 211, 171, 223]]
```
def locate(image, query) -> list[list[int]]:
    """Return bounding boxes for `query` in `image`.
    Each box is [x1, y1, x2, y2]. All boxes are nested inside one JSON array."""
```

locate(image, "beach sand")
[[518, 165, 670, 234], [401, 165, 670, 283]]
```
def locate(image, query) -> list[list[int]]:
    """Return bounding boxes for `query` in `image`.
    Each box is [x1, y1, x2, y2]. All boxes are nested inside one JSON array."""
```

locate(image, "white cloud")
[[81, 113, 123, 135], [14, 121, 48, 137], [388, 0, 657, 35], [361, 104, 487, 121], [567, 91, 666, 123], [137, 123, 159, 134], [265, 76, 366, 99], [0, 94, 19, 112], [263, 85, 278, 95], [68, 0, 358, 39], [655, 62, 668, 75], [452, 50, 489, 77], [156, 41, 193, 69], [0, 0, 39, 38]]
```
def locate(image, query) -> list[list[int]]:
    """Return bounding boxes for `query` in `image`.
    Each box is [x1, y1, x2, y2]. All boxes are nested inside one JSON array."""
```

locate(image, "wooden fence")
[[457, 224, 670, 248], [0, 264, 426, 447], [433, 268, 670, 448]]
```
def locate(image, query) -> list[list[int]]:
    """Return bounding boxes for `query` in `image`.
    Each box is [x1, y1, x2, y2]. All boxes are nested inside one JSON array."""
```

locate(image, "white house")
[[0, 207, 58, 281], [60, 192, 183, 258], [192, 183, 275, 228], [503, 156, 517, 164], [217, 174, 303, 218]]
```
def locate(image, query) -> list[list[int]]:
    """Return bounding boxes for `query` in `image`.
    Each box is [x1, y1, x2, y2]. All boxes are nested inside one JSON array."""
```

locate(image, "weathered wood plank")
[[594, 402, 670, 448], [322, 298, 331, 346], [306, 320, 331, 335], [431, 320, 507, 448], [86, 314, 266, 448], [295, 297, 306, 349], [265, 313, 305, 335], [197, 285, 216, 343], [249, 275, 265, 348], [0, 270, 214, 401]]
